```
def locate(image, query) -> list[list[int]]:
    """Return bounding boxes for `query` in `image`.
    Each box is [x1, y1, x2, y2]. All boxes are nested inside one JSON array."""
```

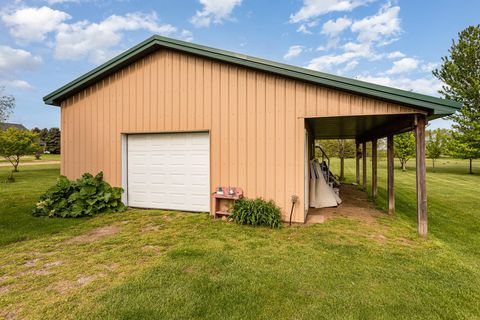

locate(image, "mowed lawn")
[[0, 159, 479, 319], [0, 154, 60, 164]]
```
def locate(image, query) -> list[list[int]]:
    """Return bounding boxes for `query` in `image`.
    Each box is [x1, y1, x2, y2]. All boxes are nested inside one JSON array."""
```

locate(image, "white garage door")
[[127, 132, 210, 212]]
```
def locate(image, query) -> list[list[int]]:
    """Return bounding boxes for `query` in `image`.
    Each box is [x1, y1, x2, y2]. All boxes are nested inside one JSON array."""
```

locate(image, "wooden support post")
[[362, 142, 367, 191], [372, 139, 378, 198], [415, 115, 428, 237], [387, 135, 395, 214], [355, 141, 360, 185]]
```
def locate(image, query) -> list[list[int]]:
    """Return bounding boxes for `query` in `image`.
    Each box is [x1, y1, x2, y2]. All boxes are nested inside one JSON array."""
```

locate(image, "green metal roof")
[[43, 35, 461, 116]]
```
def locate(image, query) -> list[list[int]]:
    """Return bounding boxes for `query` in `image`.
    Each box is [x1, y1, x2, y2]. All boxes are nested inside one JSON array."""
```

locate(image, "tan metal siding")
[[61, 48, 419, 223]]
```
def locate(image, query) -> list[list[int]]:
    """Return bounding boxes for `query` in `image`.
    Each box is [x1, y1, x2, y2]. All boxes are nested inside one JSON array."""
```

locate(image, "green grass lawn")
[[0, 160, 479, 319], [0, 153, 60, 164]]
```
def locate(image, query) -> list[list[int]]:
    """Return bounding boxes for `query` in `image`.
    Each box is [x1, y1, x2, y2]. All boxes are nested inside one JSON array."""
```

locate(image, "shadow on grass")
[[0, 165, 91, 247]]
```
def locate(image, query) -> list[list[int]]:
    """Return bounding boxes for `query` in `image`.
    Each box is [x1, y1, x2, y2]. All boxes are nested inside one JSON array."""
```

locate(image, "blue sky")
[[0, 0, 479, 129]]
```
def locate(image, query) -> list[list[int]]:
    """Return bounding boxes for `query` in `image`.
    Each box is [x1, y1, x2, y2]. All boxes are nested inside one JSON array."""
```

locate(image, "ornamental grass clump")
[[32, 172, 125, 218], [230, 198, 282, 228]]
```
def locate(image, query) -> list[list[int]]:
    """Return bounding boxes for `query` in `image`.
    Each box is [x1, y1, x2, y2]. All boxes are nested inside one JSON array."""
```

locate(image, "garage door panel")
[[190, 175, 208, 186], [127, 132, 210, 212]]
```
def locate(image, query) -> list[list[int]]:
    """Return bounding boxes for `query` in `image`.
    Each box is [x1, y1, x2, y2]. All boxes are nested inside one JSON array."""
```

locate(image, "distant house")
[[0, 122, 28, 131]]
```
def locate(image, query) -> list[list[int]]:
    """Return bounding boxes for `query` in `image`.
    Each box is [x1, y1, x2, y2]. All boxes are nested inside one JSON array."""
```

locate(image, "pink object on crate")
[[212, 186, 244, 200]]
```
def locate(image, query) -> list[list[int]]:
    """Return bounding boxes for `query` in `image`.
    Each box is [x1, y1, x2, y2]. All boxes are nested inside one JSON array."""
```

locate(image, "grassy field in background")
[[0, 153, 60, 164], [0, 160, 479, 319]]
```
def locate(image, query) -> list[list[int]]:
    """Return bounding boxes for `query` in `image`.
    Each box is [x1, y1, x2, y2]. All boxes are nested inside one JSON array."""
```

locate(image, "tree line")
[[318, 126, 474, 183], [0, 87, 61, 181]]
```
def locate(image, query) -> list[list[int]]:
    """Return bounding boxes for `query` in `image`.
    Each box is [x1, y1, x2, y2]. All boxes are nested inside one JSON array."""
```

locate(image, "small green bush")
[[230, 198, 282, 228], [32, 172, 126, 218]]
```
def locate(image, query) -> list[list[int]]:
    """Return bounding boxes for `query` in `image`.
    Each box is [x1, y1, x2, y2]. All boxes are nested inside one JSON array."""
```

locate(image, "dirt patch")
[[64, 225, 121, 244], [307, 184, 385, 225], [51, 273, 106, 294], [183, 266, 195, 274], [14, 260, 64, 279], [0, 284, 14, 295], [368, 232, 387, 244], [77, 275, 96, 285], [142, 245, 162, 254], [306, 214, 326, 224], [1, 308, 21, 320], [23, 259, 40, 267], [141, 224, 162, 233], [44, 261, 63, 268], [101, 263, 119, 271], [15, 269, 51, 277], [396, 236, 416, 247], [51, 280, 76, 294]]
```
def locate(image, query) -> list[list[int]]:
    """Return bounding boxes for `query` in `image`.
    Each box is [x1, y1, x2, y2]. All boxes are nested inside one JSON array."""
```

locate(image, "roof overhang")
[[43, 35, 462, 117], [306, 114, 416, 140]]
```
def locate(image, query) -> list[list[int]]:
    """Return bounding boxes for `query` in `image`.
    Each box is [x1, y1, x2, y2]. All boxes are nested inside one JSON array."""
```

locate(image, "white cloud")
[[284, 45, 304, 60], [0, 46, 41, 91], [321, 17, 352, 37], [46, 0, 79, 4], [190, 0, 242, 27], [307, 41, 379, 71], [421, 62, 438, 72], [304, 2, 405, 74], [1, 6, 71, 43], [386, 57, 419, 74], [2, 6, 191, 64], [290, 0, 371, 23], [0, 45, 42, 72], [351, 2, 401, 43], [309, 41, 381, 71], [343, 41, 380, 59], [297, 20, 319, 34], [179, 30, 194, 42], [337, 60, 359, 74], [387, 51, 405, 59], [307, 53, 355, 71], [356, 75, 441, 95], [54, 12, 179, 63], [0, 79, 34, 90]]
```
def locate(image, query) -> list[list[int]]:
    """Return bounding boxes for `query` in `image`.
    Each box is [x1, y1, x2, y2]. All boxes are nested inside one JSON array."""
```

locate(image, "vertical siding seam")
[[273, 77, 276, 202], [254, 72, 257, 196], [264, 74, 267, 198], [163, 51, 166, 129], [236, 67, 239, 185], [219, 64, 222, 183], [245, 69, 248, 194], [292, 81, 296, 220], [227, 66, 230, 185], [194, 58, 197, 129], [284, 80, 287, 213]]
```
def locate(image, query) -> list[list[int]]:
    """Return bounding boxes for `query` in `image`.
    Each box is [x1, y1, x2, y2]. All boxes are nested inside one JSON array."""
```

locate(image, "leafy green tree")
[[39, 128, 49, 143], [394, 132, 415, 171], [426, 129, 449, 171], [0, 87, 15, 124], [31, 128, 45, 159], [433, 25, 480, 174], [317, 139, 355, 180], [46, 127, 61, 154], [0, 128, 39, 173]]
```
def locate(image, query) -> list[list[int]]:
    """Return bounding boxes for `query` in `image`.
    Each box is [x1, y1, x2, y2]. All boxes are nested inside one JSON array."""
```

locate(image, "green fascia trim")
[[43, 35, 462, 115]]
